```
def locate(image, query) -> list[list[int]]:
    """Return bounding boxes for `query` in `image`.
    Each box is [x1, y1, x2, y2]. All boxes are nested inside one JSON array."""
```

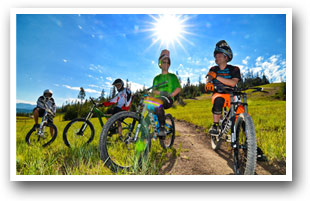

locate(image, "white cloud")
[[242, 56, 250, 65], [89, 64, 104, 73], [62, 85, 100, 94], [88, 84, 99, 88], [63, 59, 68, 63], [252, 55, 286, 82], [106, 77, 113, 81], [16, 99, 36, 105], [78, 25, 83, 30], [127, 81, 145, 93]]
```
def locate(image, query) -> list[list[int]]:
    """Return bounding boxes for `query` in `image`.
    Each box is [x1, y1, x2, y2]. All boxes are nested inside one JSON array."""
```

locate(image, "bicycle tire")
[[25, 123, 58, 147], [63, 118, 95, 148], [99, 111, 151, 172], [233, 113, 257, 175], [159, 114, 175, 149]]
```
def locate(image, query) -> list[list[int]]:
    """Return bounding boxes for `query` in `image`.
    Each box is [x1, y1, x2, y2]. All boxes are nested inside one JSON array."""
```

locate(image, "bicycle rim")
[[63, 119, 95, 147], [234, 113, 257, 175], [26, 124, 57, 147], [159, 114, 175, 149], [100, 112, 151, 172]]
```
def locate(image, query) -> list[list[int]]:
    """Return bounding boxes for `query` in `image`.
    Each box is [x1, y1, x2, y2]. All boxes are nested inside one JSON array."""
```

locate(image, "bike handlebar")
[[218, 86, 268, 94], [140, 81, 168, 94]]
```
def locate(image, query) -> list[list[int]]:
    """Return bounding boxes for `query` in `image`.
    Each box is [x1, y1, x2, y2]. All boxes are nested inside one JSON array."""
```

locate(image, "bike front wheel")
[[159, 114, 175, 149], [233, 113, 257, 175], [99, 111, 151, 172], [25, 123, 58, 147], [63, 118, 95, 148]]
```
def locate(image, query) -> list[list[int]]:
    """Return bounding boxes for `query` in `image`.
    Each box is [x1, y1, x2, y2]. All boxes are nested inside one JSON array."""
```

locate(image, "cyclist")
[[33, 89, 56, 135], [98, 78, 132, 139], [152, 49, 181, 137], [205, 40, 241, 135]]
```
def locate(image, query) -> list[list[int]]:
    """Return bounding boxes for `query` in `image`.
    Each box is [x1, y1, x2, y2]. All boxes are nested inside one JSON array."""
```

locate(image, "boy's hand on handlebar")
[[205, 82, 214, 92], [160, 91, 171, 97]]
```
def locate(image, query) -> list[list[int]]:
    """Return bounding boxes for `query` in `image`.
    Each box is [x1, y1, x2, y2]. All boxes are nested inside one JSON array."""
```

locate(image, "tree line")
[[57, 71, 274, 120]]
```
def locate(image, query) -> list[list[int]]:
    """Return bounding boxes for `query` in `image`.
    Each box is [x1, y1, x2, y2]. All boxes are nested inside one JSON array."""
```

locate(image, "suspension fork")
[[229, 93, 238, 148], [134, 106, 148, 142], [79, 107, 94, 133]]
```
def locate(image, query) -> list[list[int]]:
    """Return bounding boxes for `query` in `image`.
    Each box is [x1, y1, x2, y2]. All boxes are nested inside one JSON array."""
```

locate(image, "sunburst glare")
[[145, 14, 194, 52]]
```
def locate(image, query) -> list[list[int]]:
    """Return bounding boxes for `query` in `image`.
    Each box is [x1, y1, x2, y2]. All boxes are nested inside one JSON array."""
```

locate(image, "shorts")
[[212, 97, 225, 115], [33, 107, 53, 124], [107, 106, 123, 115]]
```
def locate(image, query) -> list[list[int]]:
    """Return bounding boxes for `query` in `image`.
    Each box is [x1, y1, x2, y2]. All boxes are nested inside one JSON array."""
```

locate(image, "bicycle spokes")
[[104, 115, 148, 169], [66, 121, 93, 147]]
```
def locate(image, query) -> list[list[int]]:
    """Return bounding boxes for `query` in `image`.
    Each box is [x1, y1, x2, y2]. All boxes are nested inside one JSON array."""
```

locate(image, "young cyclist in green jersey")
[[152, 49, 181, 137]]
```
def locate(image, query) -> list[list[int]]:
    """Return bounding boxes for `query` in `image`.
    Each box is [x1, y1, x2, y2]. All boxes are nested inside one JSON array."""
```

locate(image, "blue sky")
[[16, 14, 286, 106]]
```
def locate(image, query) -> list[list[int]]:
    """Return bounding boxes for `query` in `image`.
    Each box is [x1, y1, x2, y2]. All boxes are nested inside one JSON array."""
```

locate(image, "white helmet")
[[43, 89, 53, 97]]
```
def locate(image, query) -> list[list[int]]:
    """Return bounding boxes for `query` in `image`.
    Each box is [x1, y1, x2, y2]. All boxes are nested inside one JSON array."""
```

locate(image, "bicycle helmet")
[[158, 49, 171, 68], [112, 78, 124, 92], [214, 40, 233, 62], [43, 89, 53, 97]]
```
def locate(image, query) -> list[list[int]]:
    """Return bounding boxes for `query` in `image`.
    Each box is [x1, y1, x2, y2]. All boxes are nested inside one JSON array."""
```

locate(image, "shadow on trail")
[[160, 148, 177, 174]]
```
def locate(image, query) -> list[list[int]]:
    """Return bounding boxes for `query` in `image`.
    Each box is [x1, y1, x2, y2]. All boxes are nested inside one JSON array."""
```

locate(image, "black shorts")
[[212, 97, 225, 115], [33, 107, 53, 124], [33, 107, 45, 117], [107, 107, 123, 115], [158, 96, 174, 109]]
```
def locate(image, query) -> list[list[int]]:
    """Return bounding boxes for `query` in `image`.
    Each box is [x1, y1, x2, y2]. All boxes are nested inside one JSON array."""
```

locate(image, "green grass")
[[16, 114, 172, 175], [16, 83, 286, 175], [167, 83, 286, 162]]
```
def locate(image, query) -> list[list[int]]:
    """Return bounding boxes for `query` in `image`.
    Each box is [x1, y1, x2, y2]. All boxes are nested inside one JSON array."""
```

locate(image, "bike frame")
[[78, 98, 110, 133], [131, 82, 169, 142], [219, 91, 249, 148]]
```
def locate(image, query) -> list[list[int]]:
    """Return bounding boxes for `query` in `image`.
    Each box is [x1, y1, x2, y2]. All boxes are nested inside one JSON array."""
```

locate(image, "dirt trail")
[[160, 120, 283, 175]]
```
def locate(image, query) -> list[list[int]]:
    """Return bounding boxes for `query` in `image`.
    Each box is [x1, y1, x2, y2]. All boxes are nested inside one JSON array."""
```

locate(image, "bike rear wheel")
[[233, 113, 257, 175], [25, 124, 58, 147], [159, 114, 175, 149], [63, 118, 95, 148], [99, 111, 151, 172]]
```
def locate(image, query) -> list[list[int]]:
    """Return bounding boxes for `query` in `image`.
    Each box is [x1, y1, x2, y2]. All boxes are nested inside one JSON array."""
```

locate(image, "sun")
[[147, 14, 194, 51]]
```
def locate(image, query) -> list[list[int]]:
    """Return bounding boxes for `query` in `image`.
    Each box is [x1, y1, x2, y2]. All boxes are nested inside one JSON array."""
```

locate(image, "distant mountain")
[[16, 103, 36, 114]]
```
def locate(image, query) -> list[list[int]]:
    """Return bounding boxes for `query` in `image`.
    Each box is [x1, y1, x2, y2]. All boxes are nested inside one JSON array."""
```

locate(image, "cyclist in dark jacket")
[[205, 40, 241, 135]]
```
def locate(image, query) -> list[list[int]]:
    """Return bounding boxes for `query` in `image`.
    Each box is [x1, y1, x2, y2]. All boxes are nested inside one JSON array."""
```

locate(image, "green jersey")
[[152, 73, 181, 100]]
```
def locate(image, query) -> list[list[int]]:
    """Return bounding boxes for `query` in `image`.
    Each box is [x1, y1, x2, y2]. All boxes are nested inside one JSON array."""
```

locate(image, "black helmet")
[[214, 40, 233, 62], [112, 78, 124, 92]]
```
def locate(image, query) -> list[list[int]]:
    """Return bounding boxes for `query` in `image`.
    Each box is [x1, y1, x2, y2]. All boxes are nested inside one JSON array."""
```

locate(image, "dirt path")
[[160, 120, 283, 175]]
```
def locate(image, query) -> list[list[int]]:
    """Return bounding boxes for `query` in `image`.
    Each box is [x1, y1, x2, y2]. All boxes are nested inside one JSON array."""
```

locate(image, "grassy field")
[[16, 114, 175, 175], [167, 83, 286, 162], [16, 83, 286, 175]]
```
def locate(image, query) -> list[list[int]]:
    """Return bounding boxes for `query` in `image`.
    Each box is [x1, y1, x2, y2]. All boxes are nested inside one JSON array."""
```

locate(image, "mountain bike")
[[25, 102, 58, 147], [208, 87, 265, 175], [99, 81, 175, 172], [62, 97, 113, 148]]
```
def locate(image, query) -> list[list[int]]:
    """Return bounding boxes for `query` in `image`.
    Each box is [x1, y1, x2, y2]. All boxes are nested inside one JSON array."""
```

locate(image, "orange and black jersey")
[[208, 65, 241, 92]]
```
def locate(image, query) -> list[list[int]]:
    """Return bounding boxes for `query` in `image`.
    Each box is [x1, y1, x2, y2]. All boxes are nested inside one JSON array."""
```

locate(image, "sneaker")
[[157, 126, 166, 137], [209, 124, 220, 135]]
